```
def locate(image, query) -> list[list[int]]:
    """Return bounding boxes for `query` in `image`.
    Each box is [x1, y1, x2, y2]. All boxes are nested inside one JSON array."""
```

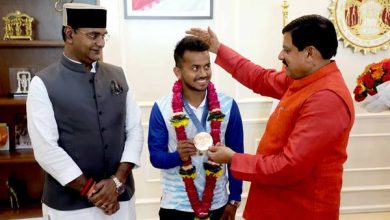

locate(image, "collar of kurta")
[[288, 61, 339, 92], [60, 55, 99, 73]]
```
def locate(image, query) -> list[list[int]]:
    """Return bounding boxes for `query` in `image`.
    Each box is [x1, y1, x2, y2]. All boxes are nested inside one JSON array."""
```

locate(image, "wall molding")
[[349, 133, 390, 138], [341, 204, 390, 214], [345, 167, 390, 172], [343, 185, 390, 192], [136, 198, 160, 205]]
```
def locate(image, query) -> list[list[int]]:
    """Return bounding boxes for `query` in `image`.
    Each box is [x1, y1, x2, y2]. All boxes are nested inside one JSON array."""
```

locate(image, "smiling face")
[[278, 32, 312, 79], [174, 50, 212, 93], [64, 26, 107, 65]]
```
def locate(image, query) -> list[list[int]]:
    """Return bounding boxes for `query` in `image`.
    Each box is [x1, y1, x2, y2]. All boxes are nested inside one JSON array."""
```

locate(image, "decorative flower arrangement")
[[353, 58, 390, 102], [353, 58, 390, 112], [170, 80, 225, 219]]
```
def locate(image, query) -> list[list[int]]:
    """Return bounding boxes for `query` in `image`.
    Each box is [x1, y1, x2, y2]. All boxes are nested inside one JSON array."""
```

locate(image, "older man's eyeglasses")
[[76, 30, 110, 42]]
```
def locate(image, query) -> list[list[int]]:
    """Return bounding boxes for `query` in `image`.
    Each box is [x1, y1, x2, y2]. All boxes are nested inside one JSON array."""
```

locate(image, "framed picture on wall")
[[124, 0, 213, 19], [0, 123, 10, 151], [14, 114, 32, 149], [8, 66, 37, 97]]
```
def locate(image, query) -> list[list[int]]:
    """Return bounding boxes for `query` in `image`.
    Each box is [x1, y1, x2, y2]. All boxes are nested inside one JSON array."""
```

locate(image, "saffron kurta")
[[215, 44, 355, 220]]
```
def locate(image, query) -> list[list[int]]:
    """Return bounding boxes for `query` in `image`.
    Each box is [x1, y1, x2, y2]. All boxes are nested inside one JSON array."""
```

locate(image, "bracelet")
[[86, 181, 96, 197], [80, 178, 95, 197]]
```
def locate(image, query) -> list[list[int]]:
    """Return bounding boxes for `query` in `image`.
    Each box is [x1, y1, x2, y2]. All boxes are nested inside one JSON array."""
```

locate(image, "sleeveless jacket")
[[215, 44, 355, 220], [37, 55, 134, 210], [245, 63, 355, 219]]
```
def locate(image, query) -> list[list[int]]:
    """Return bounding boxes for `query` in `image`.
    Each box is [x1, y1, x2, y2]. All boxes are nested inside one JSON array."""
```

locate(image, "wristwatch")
[[111, 175, 125, 195], [229, 200, 241, 208]]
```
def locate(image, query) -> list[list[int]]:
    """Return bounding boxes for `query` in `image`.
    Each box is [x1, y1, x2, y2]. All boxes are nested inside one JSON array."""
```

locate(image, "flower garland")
[[170, 80, 225, 220], [353, 58, 390, 102]]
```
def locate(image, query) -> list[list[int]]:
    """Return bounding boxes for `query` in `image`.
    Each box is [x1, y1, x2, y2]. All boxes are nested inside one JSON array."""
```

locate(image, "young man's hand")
[[177, 139, 197, 162]]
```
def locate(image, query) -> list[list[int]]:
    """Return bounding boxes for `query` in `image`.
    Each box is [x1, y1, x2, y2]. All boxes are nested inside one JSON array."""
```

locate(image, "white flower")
[[361, 81, 390, 112]]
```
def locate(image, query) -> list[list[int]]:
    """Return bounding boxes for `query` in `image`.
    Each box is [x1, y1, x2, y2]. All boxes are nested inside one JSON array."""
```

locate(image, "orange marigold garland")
[[170, 80, 225, 219]]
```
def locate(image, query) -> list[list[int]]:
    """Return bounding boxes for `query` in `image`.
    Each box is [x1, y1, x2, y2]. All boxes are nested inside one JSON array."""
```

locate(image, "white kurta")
[[42, 196, 136, 220], [27, 59, 144, 220]]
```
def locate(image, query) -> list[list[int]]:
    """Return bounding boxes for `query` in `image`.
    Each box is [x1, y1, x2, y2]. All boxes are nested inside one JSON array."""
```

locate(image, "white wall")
[[100, 0, 389, 103], [99, 1, 390, 219]]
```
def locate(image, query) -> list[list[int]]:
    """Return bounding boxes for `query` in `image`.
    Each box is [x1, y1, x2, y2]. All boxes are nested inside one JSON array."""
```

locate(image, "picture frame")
[[124, 0, 213, 19], [329, 0, 390, 54], [0, 123, 10, 151], [14, 114, 31, 149], [8, 66, 36, 97]]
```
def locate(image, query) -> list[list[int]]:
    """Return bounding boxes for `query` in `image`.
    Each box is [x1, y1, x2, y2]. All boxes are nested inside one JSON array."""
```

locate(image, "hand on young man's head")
[[186, 27, 221, 54]]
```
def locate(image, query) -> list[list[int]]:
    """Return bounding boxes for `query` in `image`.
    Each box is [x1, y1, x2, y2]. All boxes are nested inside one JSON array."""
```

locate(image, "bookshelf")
[[0, 0, 96, 218]]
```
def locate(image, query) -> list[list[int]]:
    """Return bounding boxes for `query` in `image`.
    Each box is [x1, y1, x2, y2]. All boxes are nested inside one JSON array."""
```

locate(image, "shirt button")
[[99, 111, 103, 115], [101, 127, 105, 132]]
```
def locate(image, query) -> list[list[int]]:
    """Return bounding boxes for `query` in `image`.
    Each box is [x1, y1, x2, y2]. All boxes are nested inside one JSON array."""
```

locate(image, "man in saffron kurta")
[[187, 15, 355, 220]]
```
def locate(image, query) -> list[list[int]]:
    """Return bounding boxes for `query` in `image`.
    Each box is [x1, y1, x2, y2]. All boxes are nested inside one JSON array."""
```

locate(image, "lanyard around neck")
[[183, 98, 209, 133]]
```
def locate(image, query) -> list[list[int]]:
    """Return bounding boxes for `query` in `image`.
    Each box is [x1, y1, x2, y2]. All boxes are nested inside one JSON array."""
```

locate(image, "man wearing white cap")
[[27, 3, 143, 220]]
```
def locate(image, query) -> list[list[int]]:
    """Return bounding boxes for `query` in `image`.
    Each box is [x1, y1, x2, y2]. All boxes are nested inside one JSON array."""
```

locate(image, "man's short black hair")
[[61, 26, 66, 41], [174, 36, 210, 68], [282, 14, 338, 59], [61, 26, 79, 41]]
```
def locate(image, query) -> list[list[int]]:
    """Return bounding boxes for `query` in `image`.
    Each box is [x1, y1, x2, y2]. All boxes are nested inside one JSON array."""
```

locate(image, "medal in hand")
[[193, 132, 213, 155]]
